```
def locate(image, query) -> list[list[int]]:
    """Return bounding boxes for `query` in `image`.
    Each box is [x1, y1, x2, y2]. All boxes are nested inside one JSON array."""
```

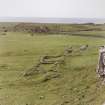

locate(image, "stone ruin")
[[24, 45, 88, 77]]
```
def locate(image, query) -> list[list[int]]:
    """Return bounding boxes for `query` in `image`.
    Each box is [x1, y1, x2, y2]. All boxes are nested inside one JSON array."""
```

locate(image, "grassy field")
[[0, 31, 105, 105]]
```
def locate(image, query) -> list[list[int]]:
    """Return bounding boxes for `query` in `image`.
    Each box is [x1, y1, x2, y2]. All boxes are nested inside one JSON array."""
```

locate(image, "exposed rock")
[[97, 46, 105, 80], [23, 63, 41, 76], [80, 45, 88, 51], [42, 73, 60, 82], [64, 46, 73, 56], [39, 96, 45, 99]]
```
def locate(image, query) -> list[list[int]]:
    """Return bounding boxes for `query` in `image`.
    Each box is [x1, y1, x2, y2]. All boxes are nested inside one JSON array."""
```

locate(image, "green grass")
[[0, 32, 105, 105]]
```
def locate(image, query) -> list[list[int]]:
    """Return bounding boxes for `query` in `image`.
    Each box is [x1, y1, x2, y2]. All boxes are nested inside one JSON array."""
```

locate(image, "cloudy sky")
[[0, 0, 105, 18]]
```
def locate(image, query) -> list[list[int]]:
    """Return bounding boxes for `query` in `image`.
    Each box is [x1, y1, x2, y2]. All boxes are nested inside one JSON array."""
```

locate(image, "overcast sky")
[[0, 0, 105, 18]]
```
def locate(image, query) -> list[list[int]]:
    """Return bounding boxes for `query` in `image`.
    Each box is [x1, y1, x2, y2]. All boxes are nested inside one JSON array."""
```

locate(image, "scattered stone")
[[42, 73, 60, 82], [80, 45, 88, 51], [39, 96, 44, 99], [23, 63, 41, 76], [64, 46, 73, 56], [61, 101, 70, 105]]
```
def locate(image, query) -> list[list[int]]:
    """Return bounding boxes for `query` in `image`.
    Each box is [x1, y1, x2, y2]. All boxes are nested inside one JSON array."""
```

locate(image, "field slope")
[[0, 32, 105, 105]]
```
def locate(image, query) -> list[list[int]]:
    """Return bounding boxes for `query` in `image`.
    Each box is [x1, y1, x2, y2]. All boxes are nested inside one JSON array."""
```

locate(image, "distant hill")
[[0, 22, 104, 34], [0, 17, 105, 24]]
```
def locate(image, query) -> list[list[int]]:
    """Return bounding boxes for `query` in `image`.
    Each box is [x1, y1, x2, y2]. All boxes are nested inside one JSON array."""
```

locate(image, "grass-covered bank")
[[0, 32, 105, 105]]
